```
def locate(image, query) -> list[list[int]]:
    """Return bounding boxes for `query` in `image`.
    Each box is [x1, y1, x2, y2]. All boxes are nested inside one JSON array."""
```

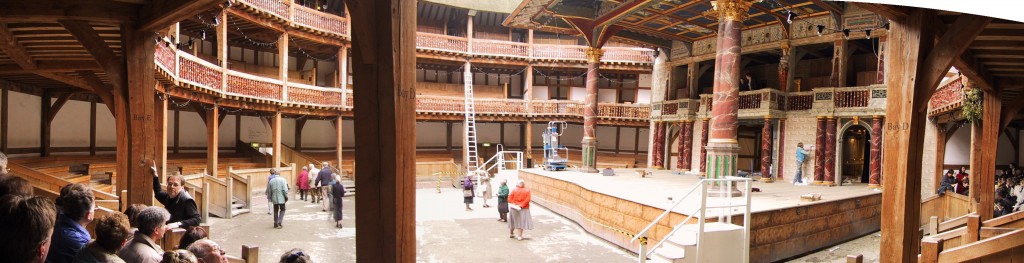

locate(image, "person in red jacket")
[[507, 181, 533, 241], [296, 167, 310, 201]]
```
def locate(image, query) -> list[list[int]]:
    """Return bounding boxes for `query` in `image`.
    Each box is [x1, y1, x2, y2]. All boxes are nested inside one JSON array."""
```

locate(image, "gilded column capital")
[[705, 0, 756, 22], [586, 47, 604, 63]]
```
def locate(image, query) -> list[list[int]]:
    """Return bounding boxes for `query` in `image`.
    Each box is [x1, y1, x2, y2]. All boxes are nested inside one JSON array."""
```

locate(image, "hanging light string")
[[759, 0, 890, 41]]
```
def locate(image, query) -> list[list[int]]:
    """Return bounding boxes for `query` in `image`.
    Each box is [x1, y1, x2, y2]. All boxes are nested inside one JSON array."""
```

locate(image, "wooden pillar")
[[157, 93, 167, 179], [880, 8, 935, 262], [336, 116, 343, 172], [272, 112, 282, 168], [217, 11, 228, 91], [207, 104, 218, 178], [279, 33, 289, 102], [525, 122, 533, 162], [295, 119, 306, 151], [970, 87, 1000, 221], [347, 0, 417, 260], [124, 26, 159, 205], [40, 91, 50, 157], [1, 89, 6, 153], [687, 62, 698, 99], [90, 100, 97, 155], [830, 38, 848, 87], [339, 46, 348, 102]]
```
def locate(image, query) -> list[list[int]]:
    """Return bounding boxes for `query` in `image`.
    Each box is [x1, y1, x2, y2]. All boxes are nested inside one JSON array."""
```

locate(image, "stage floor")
[[516, 168, 881, 217]]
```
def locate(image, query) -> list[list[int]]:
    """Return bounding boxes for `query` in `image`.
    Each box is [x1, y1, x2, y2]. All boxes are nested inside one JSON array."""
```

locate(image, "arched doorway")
[[840, 125, 871, 183]]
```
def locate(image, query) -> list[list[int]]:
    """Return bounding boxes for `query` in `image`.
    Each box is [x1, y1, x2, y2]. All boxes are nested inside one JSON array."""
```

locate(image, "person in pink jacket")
[[296, 167, 311, 201]]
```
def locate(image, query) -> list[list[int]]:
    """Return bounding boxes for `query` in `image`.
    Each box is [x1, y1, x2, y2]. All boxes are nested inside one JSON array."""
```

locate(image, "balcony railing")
[[738, 92, 762, 109], [786, 93, 814, 111], [241, 0, 290, 20], [225, 71, 284, 102], [929, 75, 965, 112], [471, 38, 529, 59], [603, 47, 654, 63], [292, 4, 347, 36], [834, 89, 870, 108], [287, 82, 345, 107], [178, 52, 222, 91], [532, 44, 588, 61], [416, 33, 469, 54]]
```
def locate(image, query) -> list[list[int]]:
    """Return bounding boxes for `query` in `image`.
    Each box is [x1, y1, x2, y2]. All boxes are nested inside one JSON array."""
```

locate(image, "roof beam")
[[46, 92, 72, 124], [137, 0, 222, 32], [915, 14, 993, 112], [931, 16, 997, 92], [0, 61, 102, 73], [810, 0, 843, 15], [77, 70, 116, 114], [59, 19, 126, 98], [852, 2, 908, 20], [0, 0, 138, 23]]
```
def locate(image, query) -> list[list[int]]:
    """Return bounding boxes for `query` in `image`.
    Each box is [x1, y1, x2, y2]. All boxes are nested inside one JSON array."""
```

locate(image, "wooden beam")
[[77, 70, 116, 114], [914, 15, 993, 112], [59, 19, 127, 97], [138, 0, 221, 32], [45, 92, 71, 124], [0, 61, 101, 73], [191, 103, 208, 125], [970, 88, 1000, 221], [998, 95, 1024, 135], [348, 0, 417, 261], [207, 103, 219, 178], [880, 8, 934, 262], [0, 0, 138, 24], [851, 3, 909, 20], [122, 26, 158, 205], [295, 118, 306, 151]]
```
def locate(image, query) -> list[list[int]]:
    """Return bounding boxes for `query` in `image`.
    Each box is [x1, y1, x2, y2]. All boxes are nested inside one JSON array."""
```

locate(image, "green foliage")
[[962, 88, 983, 124]]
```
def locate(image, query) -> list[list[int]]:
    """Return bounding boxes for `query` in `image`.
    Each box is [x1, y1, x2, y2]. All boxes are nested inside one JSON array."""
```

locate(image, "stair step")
[[231, 208, 250, 217]]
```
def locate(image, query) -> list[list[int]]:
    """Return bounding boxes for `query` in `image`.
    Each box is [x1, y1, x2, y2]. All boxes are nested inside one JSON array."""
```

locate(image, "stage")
[[513, 168, 882, 263]]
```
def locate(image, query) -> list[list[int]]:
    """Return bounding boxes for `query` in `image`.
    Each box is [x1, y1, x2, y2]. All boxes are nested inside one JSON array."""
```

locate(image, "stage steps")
[[649, 222, 745, 263]]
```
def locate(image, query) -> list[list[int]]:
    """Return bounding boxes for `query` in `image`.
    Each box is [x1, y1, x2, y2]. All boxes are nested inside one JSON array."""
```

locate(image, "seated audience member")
[[124, 204, 148, 229], [0, 195, 58, 263], [0, 151, 9, 177], [178, 227, 208, 250], [49, 183, 96, 263], [187, 239, 228, 263], [149, 161, 201, 228], [279, 248, 312, 263], [74, 212, 133, 263], [160, 250, 198, 263], [937, 170, 956, 195], [118, 207, 171, 263], [0, 174, 33, 197]]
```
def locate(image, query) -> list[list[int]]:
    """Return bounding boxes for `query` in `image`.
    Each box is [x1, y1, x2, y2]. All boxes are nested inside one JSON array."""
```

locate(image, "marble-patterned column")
[[814, 116, 826, 184], [869, 116, 884, 188], [761, 116, 772, 181], [704, 0, 751, 196], [777, 119, 785, 180], [823, 117, 837, 186], [679, 121, 693, 171], [876, 36, 886, 84], [581, 47, 603, 173], [700, 118, 709, 174], [652, 122, 666, 169], [778, 42, 790, 91]]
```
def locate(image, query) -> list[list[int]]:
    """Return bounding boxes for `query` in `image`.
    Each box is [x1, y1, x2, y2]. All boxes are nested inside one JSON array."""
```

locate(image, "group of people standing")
[[462, 173, 534, 241], [286, 163, 347, 229]]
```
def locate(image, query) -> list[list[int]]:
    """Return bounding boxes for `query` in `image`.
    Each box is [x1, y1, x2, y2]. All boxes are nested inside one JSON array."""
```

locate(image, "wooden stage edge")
[[517, 168, 882, 263]]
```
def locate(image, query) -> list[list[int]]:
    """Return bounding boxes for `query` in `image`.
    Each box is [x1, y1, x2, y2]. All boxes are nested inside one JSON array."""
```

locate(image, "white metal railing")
[[477, 144, 524, 174], [630, 176, 752, 263]]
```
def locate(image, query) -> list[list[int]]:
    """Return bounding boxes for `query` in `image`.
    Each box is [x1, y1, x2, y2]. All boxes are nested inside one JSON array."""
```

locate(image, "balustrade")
[[471, 39, 529, 58], [786, 94, 814, 110], [603, 47, 654, 63], [225, 72, 283, 101], [929, 76, 965, 110], [600, 104, 651, 119], [239, 0, 290, 20], [178, 53, 222, 91], [660, 101, 678, 115], [531, 44, 587, 61], [739, 92, 763, 109], [292, 5, 347, 36], [416, 33, 469, 53], [287, 83, 344, 107], [834, 90, 870, 108], [155, 44, 176, 73]]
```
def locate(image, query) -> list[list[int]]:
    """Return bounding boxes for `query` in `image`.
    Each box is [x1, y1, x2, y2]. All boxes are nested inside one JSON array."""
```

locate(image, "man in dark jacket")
[[314, 163, 335, 212], [149, 161, 201, 228], [48, 183, 94, 263]]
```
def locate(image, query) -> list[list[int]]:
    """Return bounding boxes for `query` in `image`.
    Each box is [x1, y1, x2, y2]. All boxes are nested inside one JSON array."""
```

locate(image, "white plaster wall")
[[240, 116, 271, 143], [997, 133, 1015, 165], [8, 91, 41, 148], [96, 106, 115, 148], [219, 115, 237, 148], [620, 127, 638, 153], [944, 125, 971, 165], [781, 116, 819, 180], [299, 119, 336, 149], [569, 87, 586, 102], [636, 89, 652, 104], [282, 118, 296, 147], [451, 122, 464, 147], [416, 122, 447, 147], [532, 86, 549, 100], [598, 89, 617, 103], [342, 120, 354, 148], [178, 111, 206, 148], [501, 123, 523, 147], [50, 100, 91, 147], [639, 74, 652, 88]]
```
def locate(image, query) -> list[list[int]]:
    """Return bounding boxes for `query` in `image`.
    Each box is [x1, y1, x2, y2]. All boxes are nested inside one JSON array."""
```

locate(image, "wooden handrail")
[[9, 162, 119, 201], [933, 228, 1024, 263]]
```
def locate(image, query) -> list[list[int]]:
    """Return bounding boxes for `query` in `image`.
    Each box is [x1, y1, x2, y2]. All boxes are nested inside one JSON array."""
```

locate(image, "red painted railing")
[[416, 33, 469, 53], [155, 44, 175, 73], [603, 47, 654, 63], [225, 71, 283, 101], [242, 0, 290, 20], [471, 39, 529, 58], [532, 44, 587, 61], [178, 53, 222, 91], [834, 90, 870, 108], [786, 94, 813, 110], [287, 83, 345, 107], [739, 93, 762, 109], [292, 5, 347, 36], [600, 104, 651, 118], [661, 102, 678, 115], [929, 76, 965, 110]]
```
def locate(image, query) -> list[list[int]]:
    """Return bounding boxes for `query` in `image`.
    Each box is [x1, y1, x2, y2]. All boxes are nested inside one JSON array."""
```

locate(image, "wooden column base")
[[760, 177, 774, 183], [822, 181, 836, 187], [868, 184, 882, 189]]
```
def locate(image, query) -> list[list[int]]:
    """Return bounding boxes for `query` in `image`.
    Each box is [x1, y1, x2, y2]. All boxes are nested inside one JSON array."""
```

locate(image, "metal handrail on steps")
[[630, 176, 752, 263]]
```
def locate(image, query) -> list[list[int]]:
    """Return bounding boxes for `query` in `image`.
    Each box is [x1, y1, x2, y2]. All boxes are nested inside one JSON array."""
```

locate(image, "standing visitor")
[[118, 207, 171, 263], [268, 169, 289, 229], [331, 179, 346, 228], [150, 161, 201, 228], [793, 142, 809, 185], [463, 175, 475, 211], [479, 172, 492, 208], [507, 181, 533, 241], [308, 164, 321, 204], [297, 167, 310, 201], [49, 183, 95, 263], [497, 179, 509, 222], [315, 163, 334, 212], [266, 169, 279, 215], [0, 195, 58, 263]]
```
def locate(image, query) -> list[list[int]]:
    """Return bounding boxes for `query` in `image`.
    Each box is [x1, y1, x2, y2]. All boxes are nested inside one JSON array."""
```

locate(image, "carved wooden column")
[[687, 62, 698, 99], [207, 104, 219, 178], [777, 119, 785, 180], [814, 116, 826, 184], [678, 120, 692, 171], [336, 116, 343, 173], [778, 42, 790, 91], [124, 27, 158, 205], [704, 0, 752, 197], [272, 112, 282, 168], [700, 118, 709, 174], [970, 83, 1000, 221], [869, 115, 883, 188], [823, 116, 837, 186], [581, 47, 603, 173], [651, 122, 666, 169], [761, 116, 772, 181], [876, 36, 886, 84], [830, 38, 848, 87]]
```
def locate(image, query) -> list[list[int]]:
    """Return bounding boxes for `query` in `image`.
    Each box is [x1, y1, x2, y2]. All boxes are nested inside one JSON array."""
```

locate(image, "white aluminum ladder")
[[463, 66, 480, 171]]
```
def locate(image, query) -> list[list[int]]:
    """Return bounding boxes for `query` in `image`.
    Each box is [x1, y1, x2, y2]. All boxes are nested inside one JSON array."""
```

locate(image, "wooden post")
[[970, 87, 1000, 221], [157, 93, 167, 180], [207, 104, 219, 178], [920, 238, 943, 263], [880, 8, 935, 262], [846, 254, 864, 263], [41, 91, 51, 157], [90, 100, 97, 155], [339, 46, 348, 99], [217, 11, 227, 91], [272, 112, 282, 168], [966, 214, 981, 243], [935, 124, 948, 191], [347, 0, 417, 260], [241, 245, 259, 263], [122, 26, 159, 205], [1, 89, 6, 153], [830, 38, 848, 87], [279, 33, 289, 102], [336, 116, 343, 174]]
